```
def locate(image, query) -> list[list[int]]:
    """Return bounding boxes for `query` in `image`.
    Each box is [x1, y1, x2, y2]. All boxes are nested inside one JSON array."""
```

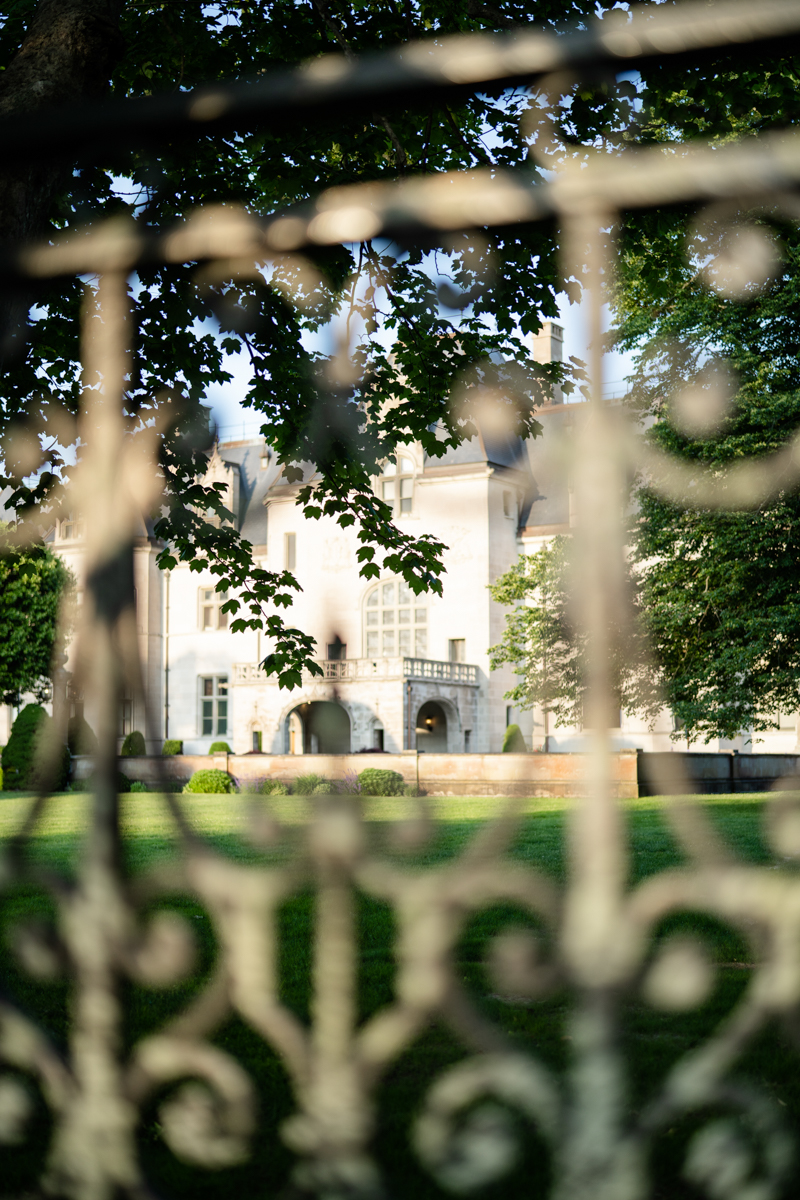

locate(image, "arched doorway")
[[288, 701, 351, 754], [415, 701, 447, 753]]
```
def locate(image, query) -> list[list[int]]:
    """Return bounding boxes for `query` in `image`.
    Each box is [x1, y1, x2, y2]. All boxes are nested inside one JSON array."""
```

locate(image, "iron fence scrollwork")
[[4, 2, 800, 1197]]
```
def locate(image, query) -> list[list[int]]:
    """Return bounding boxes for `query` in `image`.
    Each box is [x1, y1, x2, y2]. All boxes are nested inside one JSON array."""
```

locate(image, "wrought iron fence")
[[4, 2, 800, 1197]]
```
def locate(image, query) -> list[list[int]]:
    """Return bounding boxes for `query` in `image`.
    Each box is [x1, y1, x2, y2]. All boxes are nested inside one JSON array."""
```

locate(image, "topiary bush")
[[1, 704, 69, 791], [208, 741, 232, 755], [260, 780, 290, 795], [2, 704, 46, 789], [502, 723, 527, 753], [183, 769, 235, 794], [358, 768, 405, 796], [162, 739, 183, 756], [67, 715, 98, 756], [121, 730, 146, 757], [293, 773, 325, 795]]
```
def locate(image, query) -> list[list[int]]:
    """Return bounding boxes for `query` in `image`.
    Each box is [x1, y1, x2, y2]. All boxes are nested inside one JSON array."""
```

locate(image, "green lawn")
[[0, 791, 795, 1199]]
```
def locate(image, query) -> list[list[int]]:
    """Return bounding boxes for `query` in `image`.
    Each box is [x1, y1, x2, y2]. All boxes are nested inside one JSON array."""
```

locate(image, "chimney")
[[531, 320, 564, 404]]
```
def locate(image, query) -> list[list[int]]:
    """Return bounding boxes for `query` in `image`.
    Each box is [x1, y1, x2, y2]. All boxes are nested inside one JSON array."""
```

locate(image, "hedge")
[[1, 704, 69, 791], [121, 731, 146, 757], [162, 739, 183, 756], [209, 741, 232, 754], [67, 715, 98, 756], [502, 724, 527, 753], [183, 769, 236, 794], [357, 768, 405, 796]]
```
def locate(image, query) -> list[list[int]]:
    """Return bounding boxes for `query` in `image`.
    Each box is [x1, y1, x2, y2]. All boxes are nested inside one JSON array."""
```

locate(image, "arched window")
[[364, 579, 427, 658], [380, 454, 414, 515]]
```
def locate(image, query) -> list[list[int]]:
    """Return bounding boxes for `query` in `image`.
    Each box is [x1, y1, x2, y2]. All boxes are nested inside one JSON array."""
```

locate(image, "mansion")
[[2, 322, 798, 757]]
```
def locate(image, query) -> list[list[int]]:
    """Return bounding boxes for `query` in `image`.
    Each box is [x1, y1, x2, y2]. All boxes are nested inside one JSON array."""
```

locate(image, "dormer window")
[[60, 515, 85, 541], [381, 455, 414, 515]]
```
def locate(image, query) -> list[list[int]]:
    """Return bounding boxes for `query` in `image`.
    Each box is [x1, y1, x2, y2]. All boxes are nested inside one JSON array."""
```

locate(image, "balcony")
[[233, 657, 478, 686]]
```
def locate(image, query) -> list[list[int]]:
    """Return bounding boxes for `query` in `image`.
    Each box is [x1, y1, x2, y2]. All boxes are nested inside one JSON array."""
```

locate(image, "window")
[[327, 640, 346, 660], [199, 587, 229, 631], [381, 455, 414, 515], [119, 688, 133, 737], [364, 579, 427, 658], [464, 729, 471, 752], [60, 515, 85, 541], [201, 676, 228, 737], [285, 532, 296, 570], [502, 490, 515, 519], [449, 639, 465, 663]]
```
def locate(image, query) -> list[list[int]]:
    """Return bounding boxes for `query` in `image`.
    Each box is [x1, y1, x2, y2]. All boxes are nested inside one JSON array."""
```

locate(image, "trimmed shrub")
[[162, 739, 183, 757], [2, 704, 46, 789], [68, 715, 98, 756], [260, 780, 290, 796], [294, 773, 325, 795], [183, 769, 235, 794], [358, 768, 405, 797], [312, 782, 330, 795], [209, 741, 232, 755], [502, 723, 527, 753], [121, 731, 146, 757], [129, 780, 149, 793], [1, 704, 69, 791]]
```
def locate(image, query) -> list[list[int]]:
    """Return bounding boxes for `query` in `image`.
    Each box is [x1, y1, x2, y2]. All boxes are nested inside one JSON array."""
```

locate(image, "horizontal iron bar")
[[0, 0, 798, 168], [4, 127, 800, 284]]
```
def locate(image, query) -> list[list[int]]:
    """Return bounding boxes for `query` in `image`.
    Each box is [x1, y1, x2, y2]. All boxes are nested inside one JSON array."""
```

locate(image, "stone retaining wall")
[[103, 750, 640, 799]]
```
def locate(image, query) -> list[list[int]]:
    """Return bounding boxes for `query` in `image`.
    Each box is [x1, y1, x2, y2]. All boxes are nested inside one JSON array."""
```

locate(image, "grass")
[[0, 790, 796, 1199]]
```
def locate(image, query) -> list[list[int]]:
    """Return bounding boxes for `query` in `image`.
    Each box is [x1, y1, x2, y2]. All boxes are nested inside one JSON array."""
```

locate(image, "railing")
[[234, 657, 479, 684], [403, 657, 478, 684]]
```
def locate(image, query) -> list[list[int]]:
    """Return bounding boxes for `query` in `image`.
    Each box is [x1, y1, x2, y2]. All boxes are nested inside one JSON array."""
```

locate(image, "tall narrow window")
[[119, 689, 133, 737], [449, 639, 465, 663], [285, 532, 296, 570], [381, 455, 415, 515], [364, 579, 427, 658], [201, 676, 228, 737], [199, 587, 229, 631]]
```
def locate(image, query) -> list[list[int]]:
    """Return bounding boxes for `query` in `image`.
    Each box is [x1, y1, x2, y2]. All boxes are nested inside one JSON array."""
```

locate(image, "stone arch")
[[281, 698, 352, 754], [415, 696, 461, 753]]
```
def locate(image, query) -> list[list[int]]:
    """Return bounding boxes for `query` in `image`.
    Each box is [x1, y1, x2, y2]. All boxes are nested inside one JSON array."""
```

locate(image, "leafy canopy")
[[612, 50, 800, 740], [0, 0, 619, 687], [0, 523, 73, 706]]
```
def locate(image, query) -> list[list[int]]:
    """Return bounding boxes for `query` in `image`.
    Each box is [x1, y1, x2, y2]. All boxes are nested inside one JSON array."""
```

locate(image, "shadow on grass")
[[0, 801, 796, 1197]]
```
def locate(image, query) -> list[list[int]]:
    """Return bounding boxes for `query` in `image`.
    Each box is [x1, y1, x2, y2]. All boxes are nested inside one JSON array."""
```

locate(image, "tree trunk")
[[0, 0, 124, 353]]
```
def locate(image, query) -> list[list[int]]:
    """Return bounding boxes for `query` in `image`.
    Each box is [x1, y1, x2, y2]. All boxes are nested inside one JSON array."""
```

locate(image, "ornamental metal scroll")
[[6, 3, 800, 1199]]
